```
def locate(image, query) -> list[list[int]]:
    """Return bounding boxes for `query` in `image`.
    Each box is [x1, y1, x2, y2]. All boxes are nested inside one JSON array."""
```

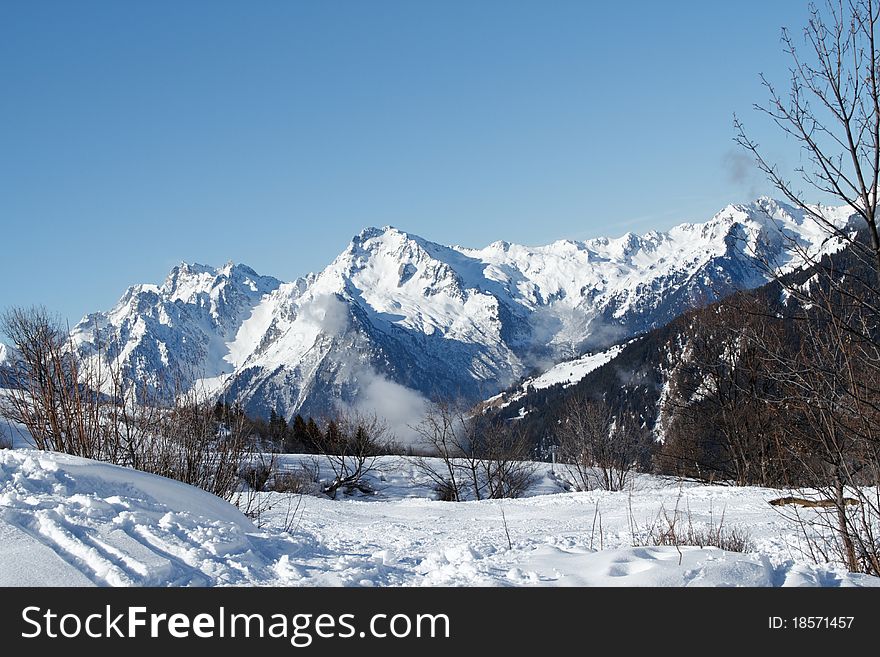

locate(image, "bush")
[[631, 497, 754, 554], [433, 480, 459, 502], [312, 412, 390, 498], [643, 519, 754, 553], [271, 461, 321, 495], [555, 396, 643, 492], [241, 460, 274, 492]]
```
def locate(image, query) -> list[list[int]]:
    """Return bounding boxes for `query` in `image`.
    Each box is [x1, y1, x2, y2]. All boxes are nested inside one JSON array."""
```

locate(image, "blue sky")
[[1, 1, 808, 326]]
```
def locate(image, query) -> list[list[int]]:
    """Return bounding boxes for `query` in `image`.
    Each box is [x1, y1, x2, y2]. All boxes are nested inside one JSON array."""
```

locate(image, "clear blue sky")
[[1, 0, 808, 327]]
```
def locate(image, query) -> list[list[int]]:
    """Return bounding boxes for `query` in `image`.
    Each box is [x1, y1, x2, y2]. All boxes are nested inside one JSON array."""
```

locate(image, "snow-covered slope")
[[524, 343, 627, 392], [481, 341, 630, 414], [0, 449, 305, 586], [68, 198, 854, 420], [1, 449, 877, 587]]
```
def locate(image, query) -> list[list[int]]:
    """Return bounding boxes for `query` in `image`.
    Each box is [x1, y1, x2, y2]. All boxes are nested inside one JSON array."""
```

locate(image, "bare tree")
[[734, 0, 880, 574], [411, 401, 536, 501], [555, 395, 641, 492], [411, 402, 467, 501], [312, 410, 391, 498], [410, 401, 489, 501], [478, 421, 536, 499], [555, 395, 613, 491], [735, 0, 880, 273]]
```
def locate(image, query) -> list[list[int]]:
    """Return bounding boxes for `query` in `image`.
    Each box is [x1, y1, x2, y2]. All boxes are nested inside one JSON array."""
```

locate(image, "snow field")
[[2, 449, 876, 587]]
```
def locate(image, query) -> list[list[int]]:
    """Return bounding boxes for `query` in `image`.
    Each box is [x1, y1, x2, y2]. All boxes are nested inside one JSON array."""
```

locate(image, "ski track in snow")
[[1, 449, 878, 587], [0, 450, 306, 586]]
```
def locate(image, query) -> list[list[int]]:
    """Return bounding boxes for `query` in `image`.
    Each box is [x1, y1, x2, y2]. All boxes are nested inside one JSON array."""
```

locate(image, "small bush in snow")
[[433, 480, 459, 502], [311, 412, 391, 499], [271, 464, 321, 495], [631, 496, 754, 554], [241, 457, 275, 492]]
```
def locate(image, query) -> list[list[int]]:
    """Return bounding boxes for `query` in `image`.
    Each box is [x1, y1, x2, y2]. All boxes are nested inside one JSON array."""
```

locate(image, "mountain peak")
[[353, 225, 406, 243], [171, 261, 215, 275], [169, 260, 259, 276], [163, 261, 270, 288], [344, 225, 441, 265], [132, 261, 281, 311]]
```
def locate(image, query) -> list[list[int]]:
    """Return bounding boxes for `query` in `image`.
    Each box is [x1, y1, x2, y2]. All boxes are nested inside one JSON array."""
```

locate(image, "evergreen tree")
[[287, 415, 309, 453], [305, 417, 322, 453], [267, 409, 288, 450]]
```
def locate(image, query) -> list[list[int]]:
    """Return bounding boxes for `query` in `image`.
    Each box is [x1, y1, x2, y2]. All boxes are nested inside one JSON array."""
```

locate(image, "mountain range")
[[63, 198, 852, 425]]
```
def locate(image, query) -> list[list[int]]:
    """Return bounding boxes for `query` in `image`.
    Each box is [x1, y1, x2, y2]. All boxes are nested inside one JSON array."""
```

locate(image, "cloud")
[[722, 150, 765, 199], [525, 306, 625, 372], [340, 367, 431, 446], [301, 293, 350, 336], [301, 294, 429, 444]]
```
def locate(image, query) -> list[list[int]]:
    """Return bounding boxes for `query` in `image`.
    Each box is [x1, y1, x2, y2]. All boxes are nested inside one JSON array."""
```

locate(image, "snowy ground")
[[262, 456, 879, 587], [1, 447, 878, 587]]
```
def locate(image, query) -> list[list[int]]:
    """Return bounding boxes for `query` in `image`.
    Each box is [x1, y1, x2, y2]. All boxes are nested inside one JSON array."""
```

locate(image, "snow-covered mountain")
[[73, 262, 284, 393], [68, 198, 853, 420]]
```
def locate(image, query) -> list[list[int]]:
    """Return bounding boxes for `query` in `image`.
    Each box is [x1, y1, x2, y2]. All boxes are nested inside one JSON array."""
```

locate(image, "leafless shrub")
[[0, 306, 253, 501], [479, 421, 537, 499], [241, 452, 278, 492], [143, 390, 252, 500], [0, 427, 11, 449], [271, 459, 322, 495], [410, 402, 469, 501], [278, 492, 307, 535], [271, 471, 312, 494], [0, 306, 106, 458], [232, 455, 312, 530], [410, 401, 536, 501], [433, 480, 459, 502], [684, 522, 754, 554], [630, 494, 754, 557]]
